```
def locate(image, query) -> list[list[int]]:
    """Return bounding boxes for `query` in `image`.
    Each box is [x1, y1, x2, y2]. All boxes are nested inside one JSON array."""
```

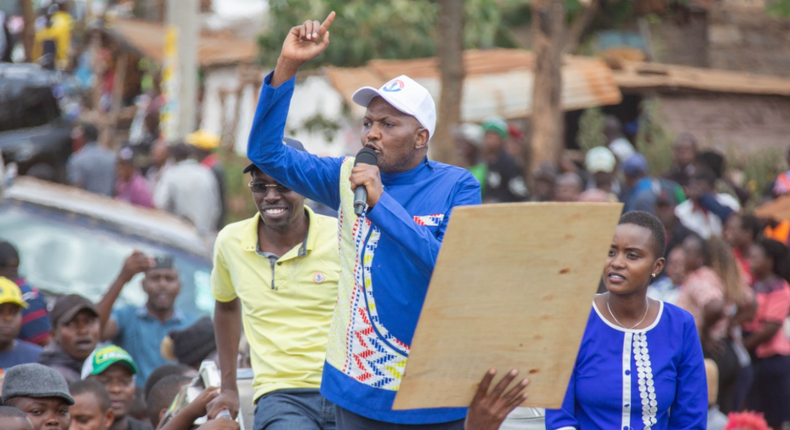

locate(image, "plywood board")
[[392, 202, 623, 410]]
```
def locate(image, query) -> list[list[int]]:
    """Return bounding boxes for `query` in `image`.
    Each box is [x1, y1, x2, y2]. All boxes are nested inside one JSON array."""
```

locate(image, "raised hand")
[[119, 250, 153, 281], [183, 387, 221, 421], [272, 12, 336, 87]]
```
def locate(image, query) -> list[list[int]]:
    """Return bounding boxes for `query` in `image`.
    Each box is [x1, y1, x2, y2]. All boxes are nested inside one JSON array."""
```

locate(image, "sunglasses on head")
[[248, 181, 291, 194]]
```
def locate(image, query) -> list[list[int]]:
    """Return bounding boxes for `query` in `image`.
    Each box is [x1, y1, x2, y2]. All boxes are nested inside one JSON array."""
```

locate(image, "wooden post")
[[105, 52, 128, 148], [20, 0, 35, 61], [530, 0, 565, 172], [432, 0, 465, 164], [90, 33, 103, 112]]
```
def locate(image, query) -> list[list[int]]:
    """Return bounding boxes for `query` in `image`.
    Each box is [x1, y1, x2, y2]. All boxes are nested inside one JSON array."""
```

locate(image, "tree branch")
[[562, 0, 600, 54]]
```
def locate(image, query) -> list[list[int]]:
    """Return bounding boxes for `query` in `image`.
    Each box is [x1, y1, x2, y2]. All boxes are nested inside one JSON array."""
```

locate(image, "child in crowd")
[[147, 375, 191, 428], [69, 379, 115, 430]]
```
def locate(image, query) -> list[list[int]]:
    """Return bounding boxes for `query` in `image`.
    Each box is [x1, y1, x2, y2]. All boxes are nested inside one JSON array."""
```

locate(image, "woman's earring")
[[651, 273, 656, 278]]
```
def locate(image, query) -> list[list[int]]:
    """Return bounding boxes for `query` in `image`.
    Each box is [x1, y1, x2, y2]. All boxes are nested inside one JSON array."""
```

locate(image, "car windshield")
[[0, 85, 62, 133], [0, 201, 214, 316]]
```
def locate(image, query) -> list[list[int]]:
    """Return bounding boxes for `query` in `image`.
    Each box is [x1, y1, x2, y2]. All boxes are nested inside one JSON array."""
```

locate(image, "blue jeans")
[[254, 388, 336, 430]]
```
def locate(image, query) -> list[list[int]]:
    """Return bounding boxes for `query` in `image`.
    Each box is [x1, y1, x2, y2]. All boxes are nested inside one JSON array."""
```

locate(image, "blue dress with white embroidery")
[[545, 300, 707, 430]]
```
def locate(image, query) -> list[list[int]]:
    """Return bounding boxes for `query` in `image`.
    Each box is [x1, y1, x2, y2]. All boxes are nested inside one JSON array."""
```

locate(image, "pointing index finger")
[[320, 11, 336, 33]]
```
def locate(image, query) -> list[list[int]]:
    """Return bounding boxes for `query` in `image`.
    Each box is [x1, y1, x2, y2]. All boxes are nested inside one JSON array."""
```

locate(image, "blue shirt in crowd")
[[0, 340, 42, 369], [111, 305, 197, 386]]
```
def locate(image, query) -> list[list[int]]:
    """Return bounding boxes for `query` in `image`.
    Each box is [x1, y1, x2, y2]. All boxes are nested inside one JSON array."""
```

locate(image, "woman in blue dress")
[[546, 211, 707, 430]]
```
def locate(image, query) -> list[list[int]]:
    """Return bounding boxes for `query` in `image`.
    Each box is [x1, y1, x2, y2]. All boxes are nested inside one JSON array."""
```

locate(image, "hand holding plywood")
[[392, 202, 623, 410]]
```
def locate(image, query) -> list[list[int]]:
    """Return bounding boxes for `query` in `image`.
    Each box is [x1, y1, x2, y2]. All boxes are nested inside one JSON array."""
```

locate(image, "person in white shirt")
[[153, 143, 221, 235], [675, 167, 740, 239]]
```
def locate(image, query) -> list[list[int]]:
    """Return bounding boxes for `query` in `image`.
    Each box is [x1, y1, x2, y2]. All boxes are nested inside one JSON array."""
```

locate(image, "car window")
[[0, 86, 62, 133], [0, 202, 213, 316]]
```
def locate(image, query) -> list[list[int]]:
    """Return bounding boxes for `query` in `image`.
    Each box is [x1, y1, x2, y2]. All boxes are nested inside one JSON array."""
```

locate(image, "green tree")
[[258, 0, 438, 67], [767, 0, 790, 17], [258, 0, 529, 68]]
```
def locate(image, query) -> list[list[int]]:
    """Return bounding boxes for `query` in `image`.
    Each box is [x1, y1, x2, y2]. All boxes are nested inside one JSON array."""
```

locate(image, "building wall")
[[649, 10, 709, 68], [656, 93, 790, 156], [708, 4, 790, 77], [201, 68, 357, 158]]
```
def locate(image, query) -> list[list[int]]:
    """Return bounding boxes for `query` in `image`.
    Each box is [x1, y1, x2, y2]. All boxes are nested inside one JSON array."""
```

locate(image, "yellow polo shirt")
[[211, 207, 340, 401]]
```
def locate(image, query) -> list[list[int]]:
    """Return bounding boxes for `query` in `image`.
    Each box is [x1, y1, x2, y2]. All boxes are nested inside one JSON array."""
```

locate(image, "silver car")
[[0, 176, 214, 315]]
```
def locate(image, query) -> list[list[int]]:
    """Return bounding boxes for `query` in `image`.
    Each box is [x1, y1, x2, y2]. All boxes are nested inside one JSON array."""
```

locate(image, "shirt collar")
[[242, 206, 318, 259], [136, 306, 184, 322], [379, 157, 433, 186]]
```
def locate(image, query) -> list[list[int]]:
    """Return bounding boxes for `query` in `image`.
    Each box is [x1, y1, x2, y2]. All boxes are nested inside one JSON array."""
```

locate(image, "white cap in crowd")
[[585, 146, 617, 174], [454, 123, 485, 148], [352, 75, 436, 140]]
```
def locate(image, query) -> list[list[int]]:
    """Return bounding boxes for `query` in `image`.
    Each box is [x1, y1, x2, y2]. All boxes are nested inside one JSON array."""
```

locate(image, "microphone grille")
[[355, 147, 378, 166]]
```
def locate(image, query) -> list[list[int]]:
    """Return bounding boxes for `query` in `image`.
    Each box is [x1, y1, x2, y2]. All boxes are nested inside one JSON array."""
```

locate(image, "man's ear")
[[158, 408, 167, 427], [415, 128, 429, 150]]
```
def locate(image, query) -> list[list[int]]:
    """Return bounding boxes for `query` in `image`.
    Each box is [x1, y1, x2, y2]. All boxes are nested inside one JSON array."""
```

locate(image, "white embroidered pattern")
[[325, 158, 409, 391], [633, 332, 658, 428]]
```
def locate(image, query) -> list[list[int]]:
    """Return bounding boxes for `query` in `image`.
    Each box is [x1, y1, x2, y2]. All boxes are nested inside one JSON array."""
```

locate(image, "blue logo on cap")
[[382, 79, 404, 92]]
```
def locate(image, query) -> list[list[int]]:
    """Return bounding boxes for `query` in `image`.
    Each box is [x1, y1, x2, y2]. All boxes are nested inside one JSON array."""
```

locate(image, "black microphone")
[[354, 147, 378, 216]]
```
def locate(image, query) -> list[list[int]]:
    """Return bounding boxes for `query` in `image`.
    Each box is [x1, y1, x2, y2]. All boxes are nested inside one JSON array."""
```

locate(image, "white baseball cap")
[[352, 75, 436, 140], [453, 123, 485, 148], [585, 146, 617, 174]]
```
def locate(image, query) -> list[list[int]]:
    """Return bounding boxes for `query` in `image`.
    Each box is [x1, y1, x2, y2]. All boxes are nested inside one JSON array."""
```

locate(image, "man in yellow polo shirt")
[[207, 138, 340, 430]]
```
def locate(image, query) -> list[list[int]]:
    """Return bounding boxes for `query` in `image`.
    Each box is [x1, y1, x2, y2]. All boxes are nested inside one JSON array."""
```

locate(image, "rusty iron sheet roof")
[[325, 49, 622, 121], [104, 19, 257, 68], [612, 61, 790, 97]]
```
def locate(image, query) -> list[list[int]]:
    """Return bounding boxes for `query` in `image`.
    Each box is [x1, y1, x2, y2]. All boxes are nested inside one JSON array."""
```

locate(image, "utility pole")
[[162, 0, 199, 142]]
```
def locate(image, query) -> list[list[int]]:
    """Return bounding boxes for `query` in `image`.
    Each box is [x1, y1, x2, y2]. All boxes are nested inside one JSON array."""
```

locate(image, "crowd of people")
[[66, 123, 225, 236], [456, 111, 790, 428], [0, 235, 234, 430]]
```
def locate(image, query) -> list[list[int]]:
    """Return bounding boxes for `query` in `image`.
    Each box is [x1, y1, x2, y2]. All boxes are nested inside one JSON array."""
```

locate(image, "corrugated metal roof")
[[325, 49, 622, 122], [104, 19, 257, 68], [612, 61, 790, 96]]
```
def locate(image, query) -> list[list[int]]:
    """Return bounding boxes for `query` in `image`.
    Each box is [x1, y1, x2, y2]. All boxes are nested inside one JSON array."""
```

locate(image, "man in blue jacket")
[[217, 12, 481, 430]]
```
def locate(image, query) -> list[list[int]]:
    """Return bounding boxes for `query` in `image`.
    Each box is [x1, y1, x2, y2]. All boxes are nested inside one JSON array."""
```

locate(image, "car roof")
[[0, 63, 59, 89], [2, 177, 212, 259]]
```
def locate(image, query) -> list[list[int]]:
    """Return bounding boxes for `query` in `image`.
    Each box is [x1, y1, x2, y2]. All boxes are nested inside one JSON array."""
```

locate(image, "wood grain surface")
[[392, 202, 623, 410]]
